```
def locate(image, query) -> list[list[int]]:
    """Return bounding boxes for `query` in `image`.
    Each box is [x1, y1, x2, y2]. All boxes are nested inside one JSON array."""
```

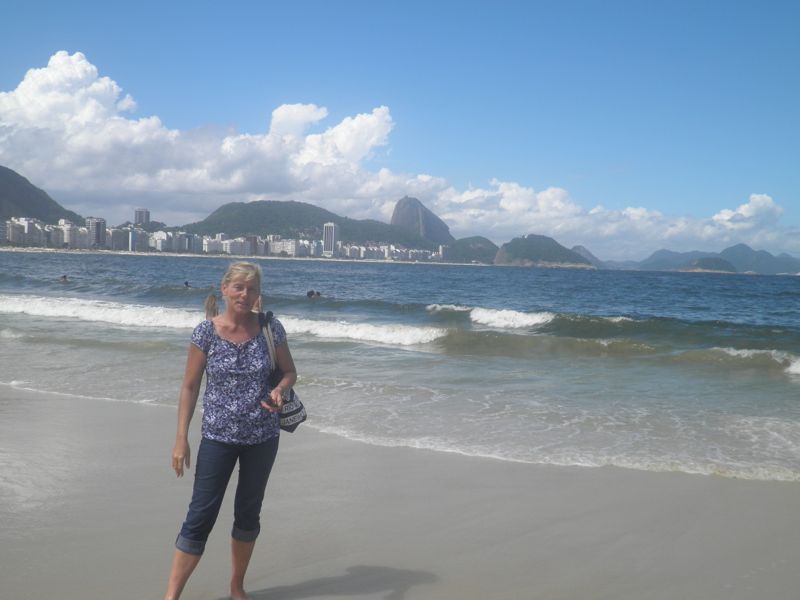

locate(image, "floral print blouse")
[[191, 318, 287, 445]]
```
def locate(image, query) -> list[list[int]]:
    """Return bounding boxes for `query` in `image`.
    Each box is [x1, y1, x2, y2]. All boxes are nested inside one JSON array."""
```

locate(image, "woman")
[[165, 262, 297, 600]]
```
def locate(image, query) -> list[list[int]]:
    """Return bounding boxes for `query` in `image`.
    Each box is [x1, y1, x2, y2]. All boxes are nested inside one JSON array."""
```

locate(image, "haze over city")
[[1, 0, 797, 260]]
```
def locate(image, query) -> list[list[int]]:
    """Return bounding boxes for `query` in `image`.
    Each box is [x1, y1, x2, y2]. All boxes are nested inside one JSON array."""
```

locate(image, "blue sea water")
[[1, 249, 798, 481]]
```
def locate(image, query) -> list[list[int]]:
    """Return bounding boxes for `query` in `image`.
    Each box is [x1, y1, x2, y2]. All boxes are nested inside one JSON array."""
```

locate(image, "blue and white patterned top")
[[191, 317, 287, 445]]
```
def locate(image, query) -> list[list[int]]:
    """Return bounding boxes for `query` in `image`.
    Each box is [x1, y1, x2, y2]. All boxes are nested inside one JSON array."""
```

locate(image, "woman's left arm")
[[262, 342, 298, 411]]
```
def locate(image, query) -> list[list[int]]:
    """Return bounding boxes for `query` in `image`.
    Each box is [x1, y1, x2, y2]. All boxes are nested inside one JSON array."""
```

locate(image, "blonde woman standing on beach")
[[165, 262, 297, 600]]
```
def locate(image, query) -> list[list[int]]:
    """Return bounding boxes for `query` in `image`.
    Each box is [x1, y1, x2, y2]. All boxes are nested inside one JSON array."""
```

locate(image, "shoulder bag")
[[261, 311, 306, 432]]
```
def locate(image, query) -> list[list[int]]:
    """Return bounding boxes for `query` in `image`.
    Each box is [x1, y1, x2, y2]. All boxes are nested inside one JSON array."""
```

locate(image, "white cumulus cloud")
[[0, 51, 797, 260], [0, 51, 409, 221], [711, 193, 783, 230], [268, 103, 328, 137]]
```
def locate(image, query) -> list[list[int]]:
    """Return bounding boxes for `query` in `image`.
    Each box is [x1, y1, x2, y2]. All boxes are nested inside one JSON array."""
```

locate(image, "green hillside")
[[688, 257, 737, 272], [495, 234, 591, 266], [444, 236, 498, 264], [0, 165, 84, 224], [182, 200, 434, 248]]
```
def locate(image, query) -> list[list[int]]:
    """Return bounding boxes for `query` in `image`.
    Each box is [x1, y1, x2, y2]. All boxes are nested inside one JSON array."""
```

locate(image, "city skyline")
[[1, 1, 798, 260], [3, 208, 441, 262]]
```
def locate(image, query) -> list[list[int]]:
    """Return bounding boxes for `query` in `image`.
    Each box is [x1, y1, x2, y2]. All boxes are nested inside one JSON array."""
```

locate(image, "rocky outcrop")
[[390, 196, 454, 245]]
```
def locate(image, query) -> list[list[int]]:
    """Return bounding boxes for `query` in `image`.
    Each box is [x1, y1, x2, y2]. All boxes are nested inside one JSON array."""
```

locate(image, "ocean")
[[1, 249, 798, 481]]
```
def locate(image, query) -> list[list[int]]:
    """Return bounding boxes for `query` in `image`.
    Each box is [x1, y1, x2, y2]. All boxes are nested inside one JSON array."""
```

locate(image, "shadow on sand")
[[235, 565, 438, 600]]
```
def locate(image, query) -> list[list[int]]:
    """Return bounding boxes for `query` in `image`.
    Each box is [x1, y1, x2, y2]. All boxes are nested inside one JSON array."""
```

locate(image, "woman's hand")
[[172, 343, 204, 478], [172, 438, 191, 477], [260, 338, 296, 413], [260, 387, 285, 413]]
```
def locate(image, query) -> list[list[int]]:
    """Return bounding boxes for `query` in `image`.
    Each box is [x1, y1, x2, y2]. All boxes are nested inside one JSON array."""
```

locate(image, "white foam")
[[282, 316, 447, 346], [714, 347, 800, 376], [785, 358, 800, 376], [0, 328, 24, 339], [0, 294, 447, 347], [309, 423, 800, 482], [605, 316, 634, 323], [0, 380, 172, 407], [470, 307, 555, 329], [0, 294, 201, 329], [426, 303, 472, 313]]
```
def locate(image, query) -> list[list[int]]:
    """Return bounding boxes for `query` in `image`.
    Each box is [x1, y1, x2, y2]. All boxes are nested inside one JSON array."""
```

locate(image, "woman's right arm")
[[172, 344, 207, 478]]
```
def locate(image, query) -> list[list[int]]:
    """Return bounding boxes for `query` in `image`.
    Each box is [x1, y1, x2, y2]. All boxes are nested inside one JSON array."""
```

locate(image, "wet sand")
[[1, 386, 799, 599]]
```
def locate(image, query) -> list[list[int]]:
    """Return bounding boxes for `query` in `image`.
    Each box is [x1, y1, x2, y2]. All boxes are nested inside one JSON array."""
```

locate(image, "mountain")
[[495, 234, 592, 267], [0, 165, 83, 224], [182, 200, 434, 248], [571, 245, 605, 268], [443, 236, 498, 264], [685, 257, 737, 272], [637, 244, 800, 275], [390, 196, 455, 244], [638, 249, 717, 271], [720, 244, 800, 274]]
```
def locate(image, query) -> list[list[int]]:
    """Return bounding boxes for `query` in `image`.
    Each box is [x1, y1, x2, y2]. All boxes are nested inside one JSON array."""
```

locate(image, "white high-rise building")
[[222, 238, 249, 255], [6, 221, 25, 244], [323, 222, 339, 257], [203, 238, 224, 254], [62, 223, 78, 248]]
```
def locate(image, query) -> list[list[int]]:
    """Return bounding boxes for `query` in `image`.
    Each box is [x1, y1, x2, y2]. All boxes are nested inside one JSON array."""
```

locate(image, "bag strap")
[[259, 311, 277, 372]]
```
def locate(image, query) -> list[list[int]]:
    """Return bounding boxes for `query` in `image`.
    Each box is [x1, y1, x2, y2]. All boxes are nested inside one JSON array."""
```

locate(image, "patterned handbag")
[[261, 311, 306, 432]]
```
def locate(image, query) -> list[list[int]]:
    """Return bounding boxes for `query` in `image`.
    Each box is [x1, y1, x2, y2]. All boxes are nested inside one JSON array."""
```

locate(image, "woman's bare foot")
[[230, 585, 250, 600]]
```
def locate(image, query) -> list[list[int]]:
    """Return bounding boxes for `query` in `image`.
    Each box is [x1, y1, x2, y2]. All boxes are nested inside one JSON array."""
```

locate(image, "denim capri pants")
[[176, 435, 279, 555]]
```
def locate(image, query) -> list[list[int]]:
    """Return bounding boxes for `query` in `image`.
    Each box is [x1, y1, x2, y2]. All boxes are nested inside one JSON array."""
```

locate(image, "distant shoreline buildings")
[[1, 209, 446, 262]]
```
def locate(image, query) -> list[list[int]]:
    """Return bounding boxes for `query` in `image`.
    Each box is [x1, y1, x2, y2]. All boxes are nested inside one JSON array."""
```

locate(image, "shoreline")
[[0, 245, 595, 270], [0, 244, 493, 268], [2, 387, 799, 599], [3, 380, 797, 483], [0, 245, 583, 271], [4, 246, 798, 276]]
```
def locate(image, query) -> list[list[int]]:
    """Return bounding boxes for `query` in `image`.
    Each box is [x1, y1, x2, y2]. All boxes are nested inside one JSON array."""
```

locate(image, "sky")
[[1, 0, 798, 260]]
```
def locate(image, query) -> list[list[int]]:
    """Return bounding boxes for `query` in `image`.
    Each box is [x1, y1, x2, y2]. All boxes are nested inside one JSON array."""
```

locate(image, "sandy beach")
[[1, 387, 799, 600]]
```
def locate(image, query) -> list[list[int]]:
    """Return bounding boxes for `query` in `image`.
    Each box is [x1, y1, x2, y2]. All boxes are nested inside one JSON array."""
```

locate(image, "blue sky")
[[1, 0, 798, 259]]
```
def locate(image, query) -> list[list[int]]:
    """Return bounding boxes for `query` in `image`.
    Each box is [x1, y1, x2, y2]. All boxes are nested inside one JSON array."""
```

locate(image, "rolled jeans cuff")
[[175, 534, 206, 556], [232, 524, 260, 542]]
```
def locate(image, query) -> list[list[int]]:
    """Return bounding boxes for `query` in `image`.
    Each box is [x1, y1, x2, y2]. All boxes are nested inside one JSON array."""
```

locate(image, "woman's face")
[[221, 276, 260, 315]]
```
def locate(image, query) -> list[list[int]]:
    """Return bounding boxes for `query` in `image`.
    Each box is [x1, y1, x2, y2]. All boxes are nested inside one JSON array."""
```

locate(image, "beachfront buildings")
[[85, 217, 107, 248], [1, 215, 441, 262], [323, 222, 339, 257]]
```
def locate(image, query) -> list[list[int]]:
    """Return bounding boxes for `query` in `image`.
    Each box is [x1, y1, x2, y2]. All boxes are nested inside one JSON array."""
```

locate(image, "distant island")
[[682, 257, 737, 273], [1, 163, 798, 274], [495, 234, 591, 268]]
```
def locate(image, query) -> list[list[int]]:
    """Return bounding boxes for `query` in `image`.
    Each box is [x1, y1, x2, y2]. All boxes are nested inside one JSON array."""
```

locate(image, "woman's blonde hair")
[[204, 293, 219, 319], [204, 263, 262, 319], [222, 261, 262, 289]]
